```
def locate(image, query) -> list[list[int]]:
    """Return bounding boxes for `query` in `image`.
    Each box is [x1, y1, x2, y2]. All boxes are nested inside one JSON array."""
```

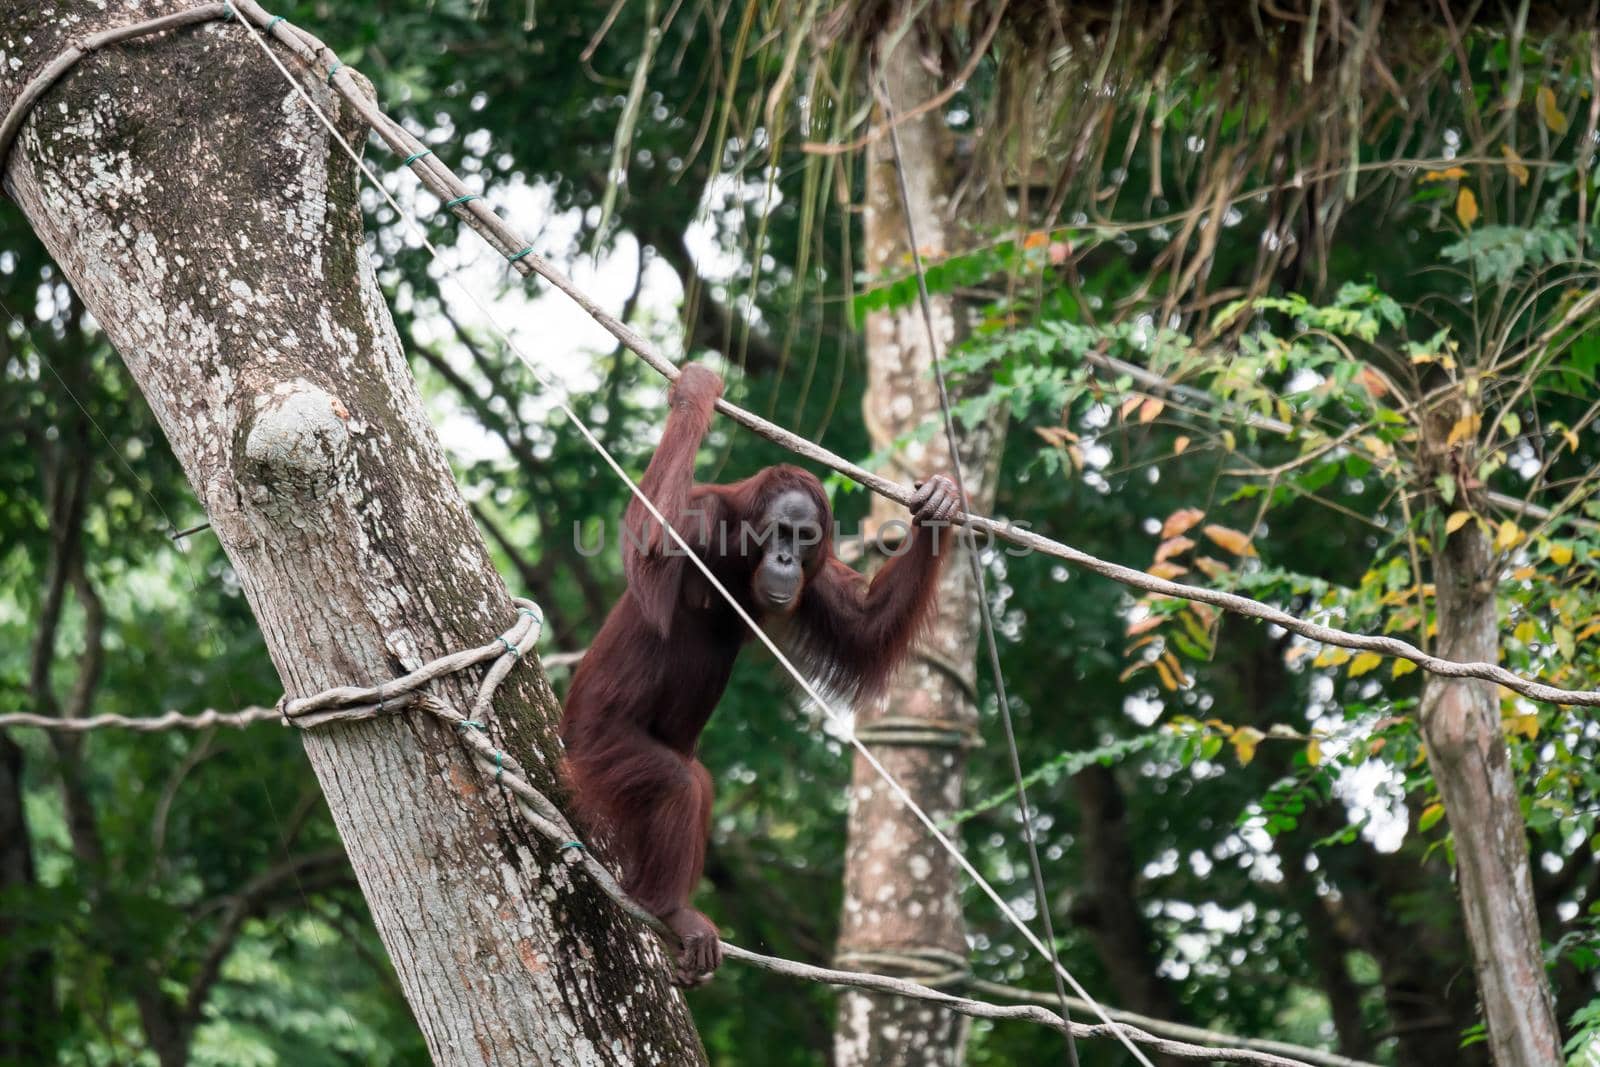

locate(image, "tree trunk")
[[833, 16, 1002, 1067], [1069, 766, 1185, 1032], [0, 5, 705, 1063], [1416, 415, 1561, 1065], [0, 735, 53, 1064]]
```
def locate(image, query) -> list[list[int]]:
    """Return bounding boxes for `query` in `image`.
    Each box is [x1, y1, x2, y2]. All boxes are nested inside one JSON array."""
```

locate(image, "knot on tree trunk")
[[1420, 682, 1490, 768], [242, 378, 352, 503]]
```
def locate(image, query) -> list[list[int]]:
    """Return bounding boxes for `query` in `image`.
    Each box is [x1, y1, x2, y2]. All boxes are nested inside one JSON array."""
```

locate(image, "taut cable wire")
[[222, 8, 1155, 1063], [876, 65, 1082, 1067]]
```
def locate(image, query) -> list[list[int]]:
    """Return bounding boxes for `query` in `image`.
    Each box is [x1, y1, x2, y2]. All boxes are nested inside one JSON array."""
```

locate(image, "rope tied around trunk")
[[276, 596, 677, 938]]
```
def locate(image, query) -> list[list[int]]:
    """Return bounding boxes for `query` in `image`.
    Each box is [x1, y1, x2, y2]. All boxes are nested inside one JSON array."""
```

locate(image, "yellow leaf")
[[1231, 726, 1265, 766], [1493, 520, 1523, 553], [1562, 427, 1580, 452], [1119, 395, 1143, 420], [1221, 429, 1236, 453], [1422, 166, 1469, 182], [1445, 511, 1472, 535], [1138, 396, 1165, 424], [1148, 561, 1190, 580], [1193, 556, 1231, 579], [1349, 651, 1383, 677], [1514, 619, 1537, 644], [1022, 230, 1051, 250], [1161, 507, 1206, 539], [1154, 658, 1183, 691], [1155, 536, 1196, 563], [1510, 565, 1535, 581], [1306, 738, 1323, 766], [1286, 644, 1316, 664], [1445, 413, 1480, 447], [1034, 425, 1078, 447], [1419, 802, 1446, 832], [1537, 85, 1570, 134], [1507, 713, 1540, 740], [1456, 187, 1479, 228], [1173, 435, 1191, 455], [1203, 524, 1258, 557], [1392, 658, 1418, 679], [1313, 646, 1353, 669], [1500, 144, 1530, 186], [1548, 542, 1574, 566]]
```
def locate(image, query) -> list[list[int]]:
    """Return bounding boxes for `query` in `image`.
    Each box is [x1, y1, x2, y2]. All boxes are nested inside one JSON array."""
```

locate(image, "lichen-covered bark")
[[833, 14, 1002, 1065], [0, 5, 705, 1063], [1413, 409, 1559, 1066]]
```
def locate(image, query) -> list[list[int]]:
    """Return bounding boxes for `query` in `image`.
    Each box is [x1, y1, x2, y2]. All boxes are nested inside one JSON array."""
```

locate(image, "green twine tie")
[[507, 247, 534, 263], [403, 149, 431, 166]]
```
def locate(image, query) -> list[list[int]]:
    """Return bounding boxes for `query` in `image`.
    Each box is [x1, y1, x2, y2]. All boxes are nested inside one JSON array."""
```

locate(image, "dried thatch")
[[786, 1, 1598, 321]]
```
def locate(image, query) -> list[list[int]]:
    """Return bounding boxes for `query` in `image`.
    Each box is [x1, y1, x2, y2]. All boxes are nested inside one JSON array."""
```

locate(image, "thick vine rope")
[[0, 706, 280, 732]]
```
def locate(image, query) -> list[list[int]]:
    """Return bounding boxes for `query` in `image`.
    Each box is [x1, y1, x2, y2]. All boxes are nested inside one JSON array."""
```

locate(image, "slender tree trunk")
[[1416, 413, 1561, 1065], [1069, 767, 1184, 1027], [0, 735, 53, 1065], [0, 5, 705, 1063], [833, 17, 1002, 1067]]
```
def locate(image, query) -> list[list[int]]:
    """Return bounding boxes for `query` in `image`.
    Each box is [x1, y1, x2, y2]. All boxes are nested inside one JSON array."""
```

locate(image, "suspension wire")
[[875, 69, 1083, 1067], [231, 14, 1154, 1065]]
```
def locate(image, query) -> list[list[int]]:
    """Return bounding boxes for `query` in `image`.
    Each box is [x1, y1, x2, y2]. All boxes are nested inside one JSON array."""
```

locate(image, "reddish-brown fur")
[[560, 367, 950, 975]]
